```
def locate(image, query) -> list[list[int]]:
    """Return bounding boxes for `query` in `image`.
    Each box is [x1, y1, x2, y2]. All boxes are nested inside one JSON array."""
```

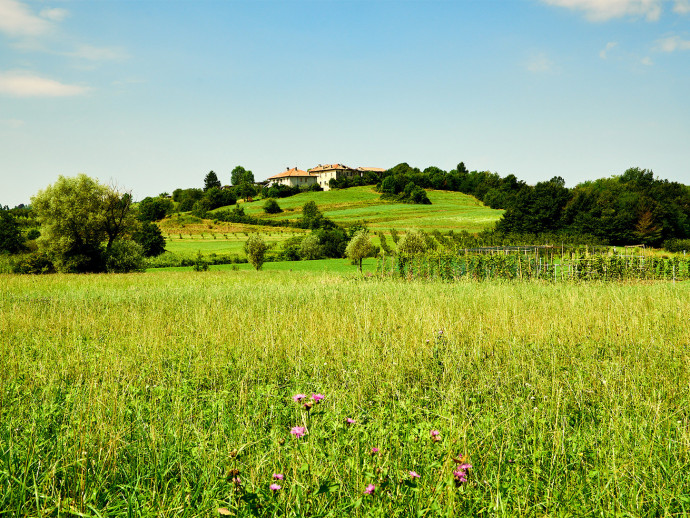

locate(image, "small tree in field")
[[345, 230, 375, 272], [263, 198, 282, 214], [245, 233, 268, 270]]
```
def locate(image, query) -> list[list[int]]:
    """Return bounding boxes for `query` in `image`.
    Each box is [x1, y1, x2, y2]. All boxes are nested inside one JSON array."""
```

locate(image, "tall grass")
[[1, 272, 689, 516]]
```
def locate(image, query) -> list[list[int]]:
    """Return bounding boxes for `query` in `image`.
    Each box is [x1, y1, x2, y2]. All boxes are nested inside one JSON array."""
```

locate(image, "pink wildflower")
[[430, 430, 440, 437], [290, 426, 306, 438], [269, 483, 281, 491], [346, 418, 355, 425], [311, 393, 325, 403], [364, 484, 375, 495], [292, 394, 306, 402], [371, 447, 379, 455], [273, 473, 284, 480], [409, 471, 421, 478]]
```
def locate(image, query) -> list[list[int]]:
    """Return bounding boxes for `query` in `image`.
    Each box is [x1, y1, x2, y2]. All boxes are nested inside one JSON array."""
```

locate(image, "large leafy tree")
[[0, 210, 25, 254], [31, 174, 138, 272]]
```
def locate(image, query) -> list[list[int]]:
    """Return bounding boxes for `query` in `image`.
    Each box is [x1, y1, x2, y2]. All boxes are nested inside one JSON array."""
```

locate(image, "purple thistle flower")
[[273, 473, 284, 480], [292, 394, 306, 402], [269, 483, 281, 491], [364, 484, 375, 495], [290, 426, 306, 438], [311, 393, 325, 403], [409, 470, 421, 478]]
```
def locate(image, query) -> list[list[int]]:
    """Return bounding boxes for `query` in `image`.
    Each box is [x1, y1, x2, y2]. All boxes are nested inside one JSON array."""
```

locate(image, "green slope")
[[223, 186, 503, 232]]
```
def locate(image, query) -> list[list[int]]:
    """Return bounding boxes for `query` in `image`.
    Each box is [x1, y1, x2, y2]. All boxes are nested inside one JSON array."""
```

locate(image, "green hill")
[[161, 187, 503, 259], [233, 186, 503, 232]]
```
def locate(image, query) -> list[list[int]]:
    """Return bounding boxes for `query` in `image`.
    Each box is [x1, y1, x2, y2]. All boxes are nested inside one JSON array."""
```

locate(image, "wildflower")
[[459, 463, 473, 471], [269, 483, 281, 491], [453, 460, 472, 486], [232, 476, 242, 487], [312, 393, 325, 403], [430, 430, 441, 442], [303, 401, 313, 411], [370, 447, 379, 455], [346, 418, 355, 425], [292, 394, 306, 402], [290, 426, 306, 438], [273, 473, 284, 480], [364, 484, 375, 495], [409, 471, 421, 478]]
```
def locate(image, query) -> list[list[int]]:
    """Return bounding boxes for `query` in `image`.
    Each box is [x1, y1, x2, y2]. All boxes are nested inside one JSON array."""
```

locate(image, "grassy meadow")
[[2, 270, 690, 516]]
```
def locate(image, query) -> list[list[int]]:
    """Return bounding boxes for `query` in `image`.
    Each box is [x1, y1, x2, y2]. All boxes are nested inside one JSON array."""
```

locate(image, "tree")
[[263, 198, 282, 214], [132, 221, 166, 257], [31, 174, 138, 273], [0, 210, 25, 254], [231, 166, 254, 186], [204, 171, 221, 191], [397, 230, 428, 256], [299, 233, 324, 260], [345, 230, 375, 272], [245, 233, 268, 270], [138, 196, 173, 222]]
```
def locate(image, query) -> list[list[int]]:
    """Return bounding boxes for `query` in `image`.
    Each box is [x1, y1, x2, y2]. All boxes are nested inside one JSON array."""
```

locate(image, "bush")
[[263, 198, 283, 214], [104, 240, 145, 273], [245, 234, 269, 270], [397, 230, 428, 256], [26, 228, 41, 241], [192, 251, 209, 271], [132, 221, 166, 257], [11, 251, 55, 274], [299, 234, 324, 260]]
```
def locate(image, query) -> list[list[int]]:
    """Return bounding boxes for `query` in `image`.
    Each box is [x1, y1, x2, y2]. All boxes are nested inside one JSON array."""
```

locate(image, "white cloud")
[[39, 7, 68, 22], [0, 0, 53, 36], [0, 71, 90, 97], [640, 56, 654, 65], [599, 41, 618, 58], [526, 53, 554, 72], [673, 0, 690, 13], [541, 0, 663, 21], [66, 44, 128, 62], [655, 35, 690, 51]]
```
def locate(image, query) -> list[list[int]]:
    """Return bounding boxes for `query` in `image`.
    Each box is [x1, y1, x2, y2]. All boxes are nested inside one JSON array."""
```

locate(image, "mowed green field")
[[2, 271, 690, 516], [234, 186, 503, 232]]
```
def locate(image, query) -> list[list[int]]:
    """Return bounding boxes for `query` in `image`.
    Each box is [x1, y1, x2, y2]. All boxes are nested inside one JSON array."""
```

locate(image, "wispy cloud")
[[655, 35, 690, 51], [640, 56, 654, 65], [38, 7, 68, 22], [599, 41, 618, 58], [526, 53, 554, 72], [0, 71, 90, 97], [65, 44, 128, 62], [540, 0, 663, 21], [673, 0, 690, 13], [0, 0, 55, 36]]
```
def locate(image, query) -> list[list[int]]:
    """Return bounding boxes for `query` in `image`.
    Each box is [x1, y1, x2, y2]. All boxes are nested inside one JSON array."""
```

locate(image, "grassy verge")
[[1, 272, 689, 516]]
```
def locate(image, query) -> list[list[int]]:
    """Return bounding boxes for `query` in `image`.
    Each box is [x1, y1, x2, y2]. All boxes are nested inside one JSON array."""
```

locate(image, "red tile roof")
[[307, 164, 352, 173], [267, 167, 314, 180], [357, 167, 386, 173]]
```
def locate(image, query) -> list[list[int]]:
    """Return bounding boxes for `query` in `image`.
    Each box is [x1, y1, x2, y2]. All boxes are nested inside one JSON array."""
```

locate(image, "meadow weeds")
[[1, 271, 690, 516]]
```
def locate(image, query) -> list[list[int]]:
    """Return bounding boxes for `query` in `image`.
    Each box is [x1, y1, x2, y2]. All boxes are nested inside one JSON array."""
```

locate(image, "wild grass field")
[[2, 271, 689, 516]]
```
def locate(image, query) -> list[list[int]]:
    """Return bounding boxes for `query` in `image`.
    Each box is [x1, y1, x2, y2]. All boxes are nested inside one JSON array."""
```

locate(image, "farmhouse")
[[266, 167, 319, 188], [267, 164, 387, 191]]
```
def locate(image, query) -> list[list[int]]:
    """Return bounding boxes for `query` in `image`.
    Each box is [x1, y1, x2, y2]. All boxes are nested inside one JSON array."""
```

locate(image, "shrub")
[[104, 240, 145, 273], [192, 251, 209, 271], [11, 251, 55, 274], [299, 234, 324, 260], [263, 198, 283, 214], [345, 230, 376, 271], [397, 230, 428, 256], [245, 234, 268, 270]]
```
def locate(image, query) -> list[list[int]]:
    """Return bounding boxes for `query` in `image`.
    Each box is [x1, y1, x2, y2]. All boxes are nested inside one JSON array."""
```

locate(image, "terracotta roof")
[[357, 167, 386, 173], [307, 163, 352, 173], [267, 167, 314, 180]]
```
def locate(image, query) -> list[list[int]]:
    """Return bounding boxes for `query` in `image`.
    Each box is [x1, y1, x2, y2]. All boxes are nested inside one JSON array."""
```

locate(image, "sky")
[[1, 0, 689, 206]]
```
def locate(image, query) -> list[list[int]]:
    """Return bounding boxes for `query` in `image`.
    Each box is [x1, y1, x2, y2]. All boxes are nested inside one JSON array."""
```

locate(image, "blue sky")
[[1, 0, 689, 205]]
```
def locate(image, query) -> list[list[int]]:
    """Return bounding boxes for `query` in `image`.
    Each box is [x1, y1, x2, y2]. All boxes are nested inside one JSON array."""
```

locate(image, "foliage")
[[132, 221, 166, 257], [10, 250, 54, 274], [137, 196, 173, 222], [345, 229, 376, 271], [204, 170, 222, 191], [0, 210, 25, 254], [263, 198, 282, 214], [397, 230, 428, 256], [31, 174, 138, 273], [192, 250, 209, 271], [244, 233, 268, 270], [299, 233, 324, 260], [173, 188, 204, 212], [204, 187, 237, 210], [230, 166, 254, 186], [26, 228, 40, 241], [104, 239, 145, 273]]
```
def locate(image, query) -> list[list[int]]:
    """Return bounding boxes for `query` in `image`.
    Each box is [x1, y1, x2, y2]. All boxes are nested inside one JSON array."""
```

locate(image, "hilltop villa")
[[266, 164, 386, 191]]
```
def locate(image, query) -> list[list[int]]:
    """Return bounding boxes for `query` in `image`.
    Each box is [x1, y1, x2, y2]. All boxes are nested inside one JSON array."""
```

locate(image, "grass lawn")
[[147, 257, 379, 274]]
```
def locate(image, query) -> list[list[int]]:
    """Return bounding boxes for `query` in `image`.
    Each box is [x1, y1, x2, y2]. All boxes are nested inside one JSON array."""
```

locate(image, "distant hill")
[[221, 186, 503, 233]]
